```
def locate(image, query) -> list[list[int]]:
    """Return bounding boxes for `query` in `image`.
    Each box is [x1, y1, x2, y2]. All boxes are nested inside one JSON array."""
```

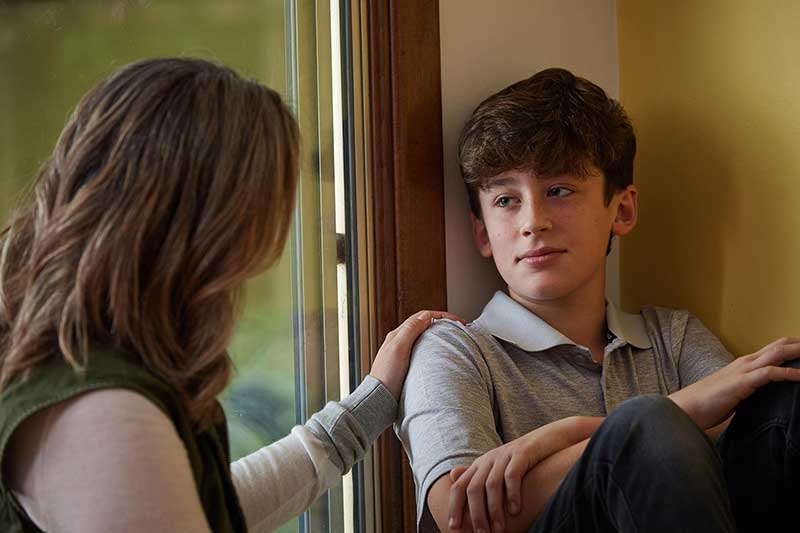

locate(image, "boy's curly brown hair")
[[458, 67, 636, 216]]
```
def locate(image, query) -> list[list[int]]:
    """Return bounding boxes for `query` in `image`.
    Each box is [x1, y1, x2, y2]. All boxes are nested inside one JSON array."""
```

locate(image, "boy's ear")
[[470, 213, 493, 257], [611, 185, 639, 237]]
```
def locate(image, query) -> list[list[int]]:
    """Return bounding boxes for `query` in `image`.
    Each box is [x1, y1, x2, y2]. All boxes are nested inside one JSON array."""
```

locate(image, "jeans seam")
[[787, 434, 799, 456], [722, 418, 790, 460], [606, 467, 641, 533], [545, 478, 599, 533]]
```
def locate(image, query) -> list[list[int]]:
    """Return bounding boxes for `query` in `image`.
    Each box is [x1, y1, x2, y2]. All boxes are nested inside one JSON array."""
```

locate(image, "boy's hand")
[[447, 416, 602, 532], [670, 337, 800, 430], [369, 310, 463, 400]]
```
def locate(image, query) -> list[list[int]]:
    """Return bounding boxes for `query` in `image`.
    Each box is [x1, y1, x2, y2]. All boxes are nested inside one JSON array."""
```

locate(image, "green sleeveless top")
[[0, 347, 247, 532]]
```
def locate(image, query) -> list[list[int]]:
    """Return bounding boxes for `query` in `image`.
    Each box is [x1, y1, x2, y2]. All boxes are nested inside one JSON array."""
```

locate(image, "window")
[[0, 1, 365, 531], [1, 1, 448, 530]]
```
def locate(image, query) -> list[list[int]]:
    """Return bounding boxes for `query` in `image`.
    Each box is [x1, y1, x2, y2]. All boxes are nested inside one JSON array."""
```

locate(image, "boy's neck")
[[509, 283, 608, 363]]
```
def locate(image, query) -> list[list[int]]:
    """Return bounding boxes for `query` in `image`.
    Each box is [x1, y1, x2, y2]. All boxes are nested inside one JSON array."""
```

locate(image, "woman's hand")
[[447, 416, 603, 532], [369, 310, 463, 400], [670, 337, 800, 430]]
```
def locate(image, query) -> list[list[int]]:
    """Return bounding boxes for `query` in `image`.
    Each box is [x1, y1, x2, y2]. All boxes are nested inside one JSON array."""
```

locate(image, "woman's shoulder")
[[0, 346, 187, 470], [7, 387, 176, 477], [5, 387, 209, 532], [3, 346, 177, 412]]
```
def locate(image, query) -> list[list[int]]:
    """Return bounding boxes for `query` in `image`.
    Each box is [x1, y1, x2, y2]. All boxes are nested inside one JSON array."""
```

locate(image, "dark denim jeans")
[[716, 359, 800, 532], [530, 360, 800, 533]]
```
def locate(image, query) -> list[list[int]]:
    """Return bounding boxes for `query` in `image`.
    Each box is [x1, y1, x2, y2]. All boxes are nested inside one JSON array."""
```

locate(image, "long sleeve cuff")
[[305, 375, 397, 473], [340, 375, 398, 443]]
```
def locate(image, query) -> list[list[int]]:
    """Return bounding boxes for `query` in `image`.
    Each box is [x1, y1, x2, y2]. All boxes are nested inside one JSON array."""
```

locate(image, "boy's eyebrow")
[[482, 176, 516, 190], [481, 170, 594, 191]]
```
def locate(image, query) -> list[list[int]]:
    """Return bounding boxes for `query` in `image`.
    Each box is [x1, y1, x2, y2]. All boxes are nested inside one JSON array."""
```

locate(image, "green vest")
[[0, 347, 248, 532]]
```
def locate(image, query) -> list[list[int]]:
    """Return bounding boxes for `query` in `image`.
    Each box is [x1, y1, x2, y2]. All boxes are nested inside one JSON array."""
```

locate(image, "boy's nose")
[[520, 206, 553, 235]]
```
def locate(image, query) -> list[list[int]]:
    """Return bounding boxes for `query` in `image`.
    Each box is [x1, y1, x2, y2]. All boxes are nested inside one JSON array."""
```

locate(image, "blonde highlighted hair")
[[0, 58, 299, 427]]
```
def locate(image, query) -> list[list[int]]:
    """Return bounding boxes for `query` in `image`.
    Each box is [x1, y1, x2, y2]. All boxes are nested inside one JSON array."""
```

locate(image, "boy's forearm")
[[430, 416, 601, 531], [668, 388, 732, 440], [704, 416, 732, 442], [515, 411, 730, 526], [507, 438, 588, 529], [493, 418, 598, 529], [430, 438, 589, 532], [667, 388, 699, 424]]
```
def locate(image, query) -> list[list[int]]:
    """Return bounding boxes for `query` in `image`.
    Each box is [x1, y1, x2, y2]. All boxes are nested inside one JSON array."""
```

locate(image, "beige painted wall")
[[618, 2, 800, 355], [440, 0, 620, 319]]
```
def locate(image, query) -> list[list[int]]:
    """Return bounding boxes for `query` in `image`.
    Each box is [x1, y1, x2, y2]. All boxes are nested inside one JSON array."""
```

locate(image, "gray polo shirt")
[[396, 291, 733, 530]]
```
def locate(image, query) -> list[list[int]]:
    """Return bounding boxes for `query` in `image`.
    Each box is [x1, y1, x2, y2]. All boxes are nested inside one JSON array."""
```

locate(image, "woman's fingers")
[[371, 309, 465, 400], [391, 310, 464, 350], [426, 310, 465, 324], [403, 309, 463, 330]]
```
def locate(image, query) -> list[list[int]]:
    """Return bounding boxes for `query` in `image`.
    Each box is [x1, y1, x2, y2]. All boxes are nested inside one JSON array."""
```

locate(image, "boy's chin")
[[508, 284, 573, 304]]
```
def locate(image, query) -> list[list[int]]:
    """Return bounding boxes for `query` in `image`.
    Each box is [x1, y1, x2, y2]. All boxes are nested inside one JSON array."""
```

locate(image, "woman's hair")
[[0, 57, 299, 427]]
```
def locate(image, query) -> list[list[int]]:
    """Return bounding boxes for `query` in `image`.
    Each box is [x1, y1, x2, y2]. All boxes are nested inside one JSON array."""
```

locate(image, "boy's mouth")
[[516, 247, 567, 264]]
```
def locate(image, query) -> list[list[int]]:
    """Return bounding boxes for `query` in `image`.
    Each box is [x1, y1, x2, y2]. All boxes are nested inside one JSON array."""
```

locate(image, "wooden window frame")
[[366, 1, 446, 530]]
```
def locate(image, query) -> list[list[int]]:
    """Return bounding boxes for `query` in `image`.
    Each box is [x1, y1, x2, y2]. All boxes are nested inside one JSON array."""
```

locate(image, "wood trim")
[[367, 1, 446, 531]]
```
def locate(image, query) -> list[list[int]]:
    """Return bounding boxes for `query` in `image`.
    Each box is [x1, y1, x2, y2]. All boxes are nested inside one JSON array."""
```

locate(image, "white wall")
[[440, 0, 621, 319]]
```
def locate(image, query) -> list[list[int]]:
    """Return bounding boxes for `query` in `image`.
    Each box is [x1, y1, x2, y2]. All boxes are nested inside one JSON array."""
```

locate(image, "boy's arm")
[[673, 311, 735, 387], [437, 406, 734, 532], [705, 416, 732, 441], [434, 411, 733, 532], [395, 320, 504, 529], [428, 438, 589, 532], [428, 416, 600, 532], [669, 337, 800, 430]]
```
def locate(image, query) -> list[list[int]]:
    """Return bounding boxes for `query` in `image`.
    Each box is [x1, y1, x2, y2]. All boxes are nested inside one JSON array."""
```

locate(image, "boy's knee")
[[600, 395, 706, 454], [731, 359, 800, 425], [592, 395, 717, 476], [606, 394, 684, 432]]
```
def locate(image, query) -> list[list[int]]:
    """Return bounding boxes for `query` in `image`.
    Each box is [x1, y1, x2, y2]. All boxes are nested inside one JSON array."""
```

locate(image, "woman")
[[0, 57, 457, 532]]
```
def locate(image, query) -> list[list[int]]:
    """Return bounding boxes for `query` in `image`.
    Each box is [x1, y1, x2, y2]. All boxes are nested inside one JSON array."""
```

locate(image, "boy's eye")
[[546, 186, 573, 198], [495, 196, 515, 207]]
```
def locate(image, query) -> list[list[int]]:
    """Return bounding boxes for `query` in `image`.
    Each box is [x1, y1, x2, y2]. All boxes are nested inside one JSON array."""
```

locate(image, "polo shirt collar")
[[605, 298, 652, 349], [474, 291, 652, 352]]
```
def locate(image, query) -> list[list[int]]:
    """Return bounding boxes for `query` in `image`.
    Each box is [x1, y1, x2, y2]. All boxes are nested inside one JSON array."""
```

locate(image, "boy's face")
[[472, 167, 638, 308]]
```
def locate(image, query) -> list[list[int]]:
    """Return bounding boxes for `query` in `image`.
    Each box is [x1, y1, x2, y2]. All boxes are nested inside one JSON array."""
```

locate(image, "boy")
[[397, 68, 800, 532]]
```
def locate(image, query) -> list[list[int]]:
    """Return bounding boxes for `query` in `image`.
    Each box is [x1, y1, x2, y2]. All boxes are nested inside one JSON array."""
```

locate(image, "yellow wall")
[[618, 2, 800, 356]]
